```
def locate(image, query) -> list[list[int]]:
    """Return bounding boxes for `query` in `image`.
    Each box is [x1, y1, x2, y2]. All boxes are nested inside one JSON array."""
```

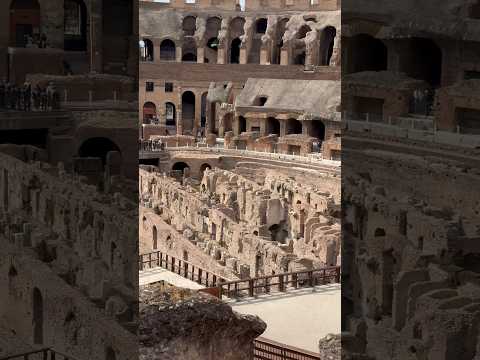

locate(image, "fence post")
[[279, 274, 284, 292], [171, 257, 175, 272], [198, 268, 202, 284], [148, 253, 152, 268], [336, 267, 341, 283], [249, 279, 254, 297]]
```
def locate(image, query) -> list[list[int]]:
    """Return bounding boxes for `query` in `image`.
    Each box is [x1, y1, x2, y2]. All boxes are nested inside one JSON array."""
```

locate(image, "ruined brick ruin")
[[342, 1, 480, 359]]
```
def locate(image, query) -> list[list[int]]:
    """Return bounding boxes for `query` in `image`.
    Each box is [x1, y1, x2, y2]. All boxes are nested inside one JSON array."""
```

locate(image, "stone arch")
[[143, 101, 156, 123], [401, 38, 442, 87], [64, 0, 88, 51], [319, 26, 336, 66], [165, 102, 176, 127], [10, 0, 41, 47], [181, 91, 196, 133], [310, 120, 325, 140], [33, 287, 43, 344], [286, 118, 302, 135], [229, 17, 245, 63], [182, 15, 197, 36], [205, 17, 221, 63], [346, 34, 387, 73], [374, 228, 386, 237], [267, 117, 280, 136], [78, 137, 121, 166], [273, 18, 289, 64], [141, 38, 154, 61], [182, 38, 197, 62], [160, 39, 176, 61], [297, 25, 311, 39], [256, 18, 267, 34], [152, 225, 158, 249], [172, 162, 190, 173]]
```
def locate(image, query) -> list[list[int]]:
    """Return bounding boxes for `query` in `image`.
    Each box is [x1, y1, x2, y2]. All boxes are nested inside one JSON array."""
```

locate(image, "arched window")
[[182, 16, 196, 36], [64, 0, 87, 51], [10, 0, 41, 47], [141, 38, 154, 61], [143, 102, 156, 124], [182, 38, 197, 62], [256, 18, 267, 34], [319, 26, 336, 66], [181, 91, 195, 132], [160, 39, 176, 61], [165, 102, 176, 126]]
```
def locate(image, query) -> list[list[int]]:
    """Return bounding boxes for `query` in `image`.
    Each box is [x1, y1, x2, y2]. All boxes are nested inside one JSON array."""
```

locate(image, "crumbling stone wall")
[[0, 153, 137, 358], [139, 161, 340, 279]]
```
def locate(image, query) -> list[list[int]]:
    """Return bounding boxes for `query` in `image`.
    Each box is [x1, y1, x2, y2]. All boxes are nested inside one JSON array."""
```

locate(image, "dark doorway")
[[160, 39, 176, 61], [10, 0, 41, 47], [230, 38, 241, 64], [33, 287, 43, 344], [78, 137, 121, 166], [347, 34, 387, 74], [182, 91, 195, 132]]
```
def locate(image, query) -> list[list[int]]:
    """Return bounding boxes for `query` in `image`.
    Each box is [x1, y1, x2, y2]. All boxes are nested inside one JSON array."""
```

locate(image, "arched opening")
[[230, 38, 241, 64], [172, 162, 190, 174], [181, 91, 195, 133], [347, 34, 387, 73], [141, 38, 154, 61], [402, 38, 442, 87], [297, 25, 311, 39], [143, 102, 156, 124], [182, 16, 196, 36], [182, 37, 197, 62], [229, 17, 245, 63], [200, 163, 211, 177], [201, 93, 208, 128], [319, 26, 336, 66], [33, 287, 43, 344], [273, 18, 289, 64], [310, 120, 325, 140], [152, 225, 157, 249], [239, 116, 247, 133], [165, 102, 176, 127], [266, 117, 280, 136], [205, 17, 221, 63], [10, 0, 41, 48], [254, 96, 268, 106], [256, 18, 267, 34], [286, 118, 302, 135], [160, 39, 176, 61], [469, 1, 480, 18], [374, 228, 386, 237], [64, 0, 87, 51], [268, 223, 288, 243], [78, 137, 121, 166]]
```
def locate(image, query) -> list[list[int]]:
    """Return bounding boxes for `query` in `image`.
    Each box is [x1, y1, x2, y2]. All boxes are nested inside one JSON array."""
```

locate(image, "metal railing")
[[139, 141, 341, 166], [254, 337, 321, 360], [216, 266, 340, 299], [139, 250, 228, 287], [0, 348, 80, 360]]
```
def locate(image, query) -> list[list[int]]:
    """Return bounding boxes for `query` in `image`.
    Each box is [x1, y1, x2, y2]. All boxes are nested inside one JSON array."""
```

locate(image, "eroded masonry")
[[342, 1, 480, 359], [139, 0, 341, 358], [1, 1, 138, 359]]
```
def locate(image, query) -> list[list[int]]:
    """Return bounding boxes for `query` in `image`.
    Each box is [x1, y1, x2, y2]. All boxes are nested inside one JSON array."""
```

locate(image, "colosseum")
[[1, 1, 138, 359], [342, 0, 480, 359], [138, 0, 341, 358]]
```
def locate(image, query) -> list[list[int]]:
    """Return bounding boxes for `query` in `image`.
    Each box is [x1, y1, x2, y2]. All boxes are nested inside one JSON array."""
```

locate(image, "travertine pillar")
[[197, 47, 205, 63], [239, 47, 247, 64], [280, 47, 289, 65], [176, 46, 182, 62]]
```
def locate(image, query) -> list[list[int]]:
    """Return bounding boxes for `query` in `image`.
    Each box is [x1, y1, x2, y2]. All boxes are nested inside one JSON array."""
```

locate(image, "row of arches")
[[345, 33, 443, 87], [141, 16, 337, 66]]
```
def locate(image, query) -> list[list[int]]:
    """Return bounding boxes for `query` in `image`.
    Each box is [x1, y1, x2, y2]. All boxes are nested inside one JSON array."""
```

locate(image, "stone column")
[[176, 46, 182, 62], [280, 119, 287, 137], [260, 47, 269, 65], [154, 40, 161, 63], [280, 47, 289, 65], [194, 91, 202, 134], [233, 115, 240, 136], [306, 39, 319, 66], [239, 47, 248, 64], [197, 47, 205, 63]]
